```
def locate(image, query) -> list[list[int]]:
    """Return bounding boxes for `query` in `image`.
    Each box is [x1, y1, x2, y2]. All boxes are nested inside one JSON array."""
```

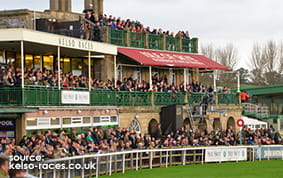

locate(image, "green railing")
[[116, 91, 151, 106], [154, 92, 185, 105], [0, 87, 239, 106], [182, 38, 195, 53], [129, 31, 145, 48], [166, 36, 179, 51], [148, 34, 163, 50], [109, 29, 126, 46], [217, 93, 239, 105], [188, 93, 204, 104]]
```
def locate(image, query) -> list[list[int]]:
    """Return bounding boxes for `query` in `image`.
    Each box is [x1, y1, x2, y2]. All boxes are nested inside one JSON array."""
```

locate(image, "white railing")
[[26, 145, 283, 178]]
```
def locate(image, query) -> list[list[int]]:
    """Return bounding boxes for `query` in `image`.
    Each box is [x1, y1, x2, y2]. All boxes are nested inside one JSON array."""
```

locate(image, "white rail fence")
[[26, 145, 283, 178]]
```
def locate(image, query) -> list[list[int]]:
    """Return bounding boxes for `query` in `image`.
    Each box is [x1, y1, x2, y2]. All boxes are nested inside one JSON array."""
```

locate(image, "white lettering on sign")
[[0, 121, 14, 126], [139, 51, 204, 65], [58, 38, 95, 51], [61, 91, 90, 104], [205, 147, 247, 162]]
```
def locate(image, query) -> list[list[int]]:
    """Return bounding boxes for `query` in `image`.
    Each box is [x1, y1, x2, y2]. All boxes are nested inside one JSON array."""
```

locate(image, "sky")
[[1, 0, 283, 69]]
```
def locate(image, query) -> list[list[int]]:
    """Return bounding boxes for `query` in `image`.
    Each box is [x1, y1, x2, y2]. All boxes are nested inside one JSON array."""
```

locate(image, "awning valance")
[[118, 47, 228, 70]]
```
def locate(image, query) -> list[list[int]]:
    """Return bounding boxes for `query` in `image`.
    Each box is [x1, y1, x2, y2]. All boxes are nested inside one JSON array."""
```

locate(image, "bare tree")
[[249, 43, 266, 85], [200, 43, 239, 88]]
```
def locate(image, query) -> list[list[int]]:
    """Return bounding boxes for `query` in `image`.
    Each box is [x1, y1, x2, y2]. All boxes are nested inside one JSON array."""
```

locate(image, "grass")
[[101, 160, 283, 178]]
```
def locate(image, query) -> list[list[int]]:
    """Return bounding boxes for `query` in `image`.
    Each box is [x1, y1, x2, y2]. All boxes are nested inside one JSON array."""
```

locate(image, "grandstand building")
[[0, 0, 242, 143]]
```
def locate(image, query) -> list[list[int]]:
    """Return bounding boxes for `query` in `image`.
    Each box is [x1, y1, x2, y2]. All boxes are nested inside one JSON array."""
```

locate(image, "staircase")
[[242, 103, 269, 118]]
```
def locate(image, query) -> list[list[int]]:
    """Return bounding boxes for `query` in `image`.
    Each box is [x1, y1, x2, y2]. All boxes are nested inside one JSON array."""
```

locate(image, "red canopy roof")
[[118, 47, 228, 70]]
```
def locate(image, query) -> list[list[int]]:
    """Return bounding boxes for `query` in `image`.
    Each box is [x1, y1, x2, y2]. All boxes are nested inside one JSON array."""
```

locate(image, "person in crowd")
[[241, 90, 250, 103], [0, 155, 9, 178]]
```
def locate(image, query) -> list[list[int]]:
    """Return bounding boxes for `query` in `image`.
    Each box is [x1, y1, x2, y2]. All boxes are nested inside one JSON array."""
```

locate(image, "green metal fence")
[[154, 92, 185, 105], [0, 87, 239, 106], [109, 29, 126, 46], [182, 38, 195, 53], [148, 34, 163, 50], [166, 36, 179, 51], [116, 91, 151, 106], [217, 93, 239, 105], [188, 92, 204, 104], [129, 32, 145, 48]]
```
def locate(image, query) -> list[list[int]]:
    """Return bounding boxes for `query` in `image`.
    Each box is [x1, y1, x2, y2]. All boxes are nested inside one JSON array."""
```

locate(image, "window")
[[111, 116, 117, 123], [129, 120, 141, 132], [169, 68, 176, 85], [72, 118, 82, 124], [117, 65, 123, 79], [62, 118, 71, 125], [83, 117, 91, 124], [50, 118, 60, 125], [34, 55, 41, 70], [93, 117, 100, 123], [101, 116, 110, 123], [43, 56, 54, 70], [25, 54, 33, 69], [0, 51, 4, 63], [26, 118, 37, 126]]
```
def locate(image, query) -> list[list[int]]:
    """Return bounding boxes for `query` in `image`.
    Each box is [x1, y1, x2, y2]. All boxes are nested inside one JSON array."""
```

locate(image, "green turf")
[[101, 160, 283, 178]]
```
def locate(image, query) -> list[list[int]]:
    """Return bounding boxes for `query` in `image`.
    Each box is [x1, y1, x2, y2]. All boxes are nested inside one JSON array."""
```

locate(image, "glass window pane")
[[93, 117, 100, 123], [27, 118, 37, 126], [50, 118, 60, 125], [111, 116, 117, 123], [43, 56, 54, 70], [83, 117, 91, 124], [63, 118, 71, 125], [34, 56, 41, 70], [0, 51, 4, 63], [25, 54, 33, 69]]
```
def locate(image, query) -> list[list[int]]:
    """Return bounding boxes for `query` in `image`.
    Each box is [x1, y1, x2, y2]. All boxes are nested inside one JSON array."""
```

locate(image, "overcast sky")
[[2, 0, 283, 69]]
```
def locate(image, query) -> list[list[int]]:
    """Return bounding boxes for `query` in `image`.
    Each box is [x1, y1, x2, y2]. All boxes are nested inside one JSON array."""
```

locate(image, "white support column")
[[213, 70, 217, 92], [149, 66, 152, 90], [237, 70, 240, 92], [184, 68, 187, 91], [88, 51, 91, 91], [114, 55, 117, 88], [57, 46, 61, 90], [21, 41, 24, 88]]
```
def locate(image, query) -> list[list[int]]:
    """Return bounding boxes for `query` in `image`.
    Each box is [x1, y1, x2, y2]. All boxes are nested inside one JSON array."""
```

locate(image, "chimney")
[[50, 0, 72, 12]]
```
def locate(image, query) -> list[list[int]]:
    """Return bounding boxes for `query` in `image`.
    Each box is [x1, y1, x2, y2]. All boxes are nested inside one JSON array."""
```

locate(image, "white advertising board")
[[205, 147, 247, 162], [61, 90, 90, 104]]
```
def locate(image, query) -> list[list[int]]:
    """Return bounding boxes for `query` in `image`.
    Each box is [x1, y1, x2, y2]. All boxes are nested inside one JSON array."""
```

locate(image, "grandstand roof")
[[0, 28, 117, 55], [118, 47, 228, 70], [243, 85, 283, 96]]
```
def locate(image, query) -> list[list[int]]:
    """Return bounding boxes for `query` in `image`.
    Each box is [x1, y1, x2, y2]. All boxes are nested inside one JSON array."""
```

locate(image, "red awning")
[[118, 47, 228, 70]]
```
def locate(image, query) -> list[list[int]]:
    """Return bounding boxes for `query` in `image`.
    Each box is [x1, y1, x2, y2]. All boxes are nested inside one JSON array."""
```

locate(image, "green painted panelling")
[[243, 85, 283, 95]]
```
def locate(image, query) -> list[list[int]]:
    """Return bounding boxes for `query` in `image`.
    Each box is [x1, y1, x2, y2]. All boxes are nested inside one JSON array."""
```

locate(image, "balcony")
[[0, 86, 239, 107]]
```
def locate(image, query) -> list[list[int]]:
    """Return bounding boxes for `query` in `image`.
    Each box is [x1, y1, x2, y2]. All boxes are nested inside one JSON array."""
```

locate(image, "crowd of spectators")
[[0, 65, 230, 95], [0, 125, 281, 159], [83, 11, 190, 41]]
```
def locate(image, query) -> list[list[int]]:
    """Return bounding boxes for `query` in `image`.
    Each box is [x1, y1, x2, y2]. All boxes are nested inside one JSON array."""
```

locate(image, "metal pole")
[[149, 66, 152, 90], [57, 46, 61, 90], [88, 51, 91, 91], [114, 55, 117, 88], [21, 41, 24, 88], [213, 70, 216, 92], [184, 68, 187, 91], [237, 70, 240, 92], [165, 151, 168, 168], [96, 157, 99, 178]]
